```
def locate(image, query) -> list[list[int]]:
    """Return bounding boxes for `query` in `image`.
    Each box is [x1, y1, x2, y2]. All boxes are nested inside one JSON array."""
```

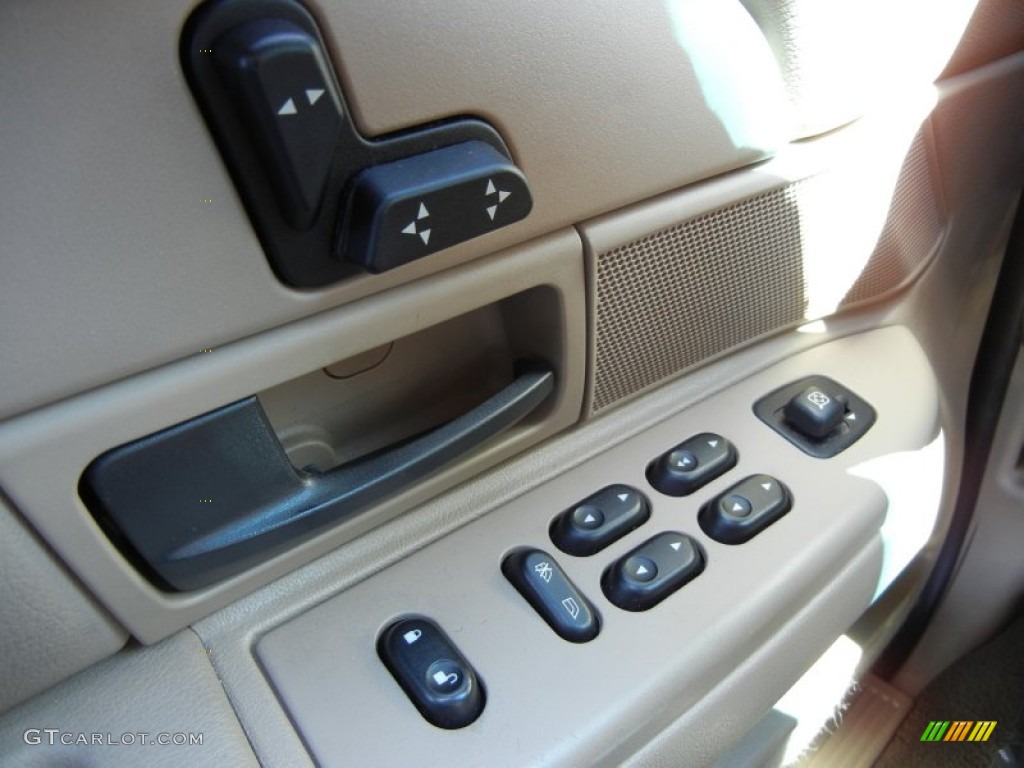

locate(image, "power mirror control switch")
[[647, 433, 737, 496], [339, 141, 533, 273], [699, 474, 792, 544], [378, 617, 484, 729], [550, 485, 650, 556], [784, 385, 846, 438], [502, 549, 599, 643], [755, 375, 876, 458], [602, 532, 705, 611], [214, 19, 343, 230]]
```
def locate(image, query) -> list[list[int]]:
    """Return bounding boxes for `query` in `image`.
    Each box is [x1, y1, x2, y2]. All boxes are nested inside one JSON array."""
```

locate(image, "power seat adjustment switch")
[[378, 617, 484, 729], [338, 141, 532, 273], [755, 375, 876, 458], [214, 19, 344, 229]]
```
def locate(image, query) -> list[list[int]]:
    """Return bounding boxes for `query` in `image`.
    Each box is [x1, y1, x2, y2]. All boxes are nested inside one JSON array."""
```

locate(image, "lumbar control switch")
[[699, 474, 792, 544], [646, 433, 737, 496], [602, 532, 705, 611], [339, 141, 533, 273], [378, 616, 484, 729], [754, 375, 876, 458], [550, 485, 650, 556], [502, 548, 599, 643]]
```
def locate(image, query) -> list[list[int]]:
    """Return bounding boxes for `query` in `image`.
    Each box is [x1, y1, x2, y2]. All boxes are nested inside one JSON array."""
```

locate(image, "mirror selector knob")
[[699, 474, 792, 544], [754, 375, 876, 458], [338, 141, 533, 273], [784, 386, 846, 439], [647, 433, 737, 496], [378, 617, 484, 729], [550, 485, 650, 556], [502, 549, 599, 642], [602, 532, 705, 611], [213, 19, 344, 230]]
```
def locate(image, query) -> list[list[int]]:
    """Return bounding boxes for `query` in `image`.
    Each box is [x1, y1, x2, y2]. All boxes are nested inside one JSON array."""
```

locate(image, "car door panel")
[[1, 0, 1022, 766]]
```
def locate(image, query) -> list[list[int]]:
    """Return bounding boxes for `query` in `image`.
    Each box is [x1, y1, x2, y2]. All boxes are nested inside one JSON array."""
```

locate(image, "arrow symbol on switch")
[[846, 413, 857, 421], [418, 229, 431, 245], [617, 493, 629, 502], [584, 513, 597, 523], [708, 440, 719, 448], [417, 202, 429, 219], [305, 88, 324, 106], [636, 565, 649, 576], [731, 502, 745, 512], [761, 482, 772, 491], [277, 98, 297, 116], [670, 542, 681, 551], [486, 205, 498, 220]]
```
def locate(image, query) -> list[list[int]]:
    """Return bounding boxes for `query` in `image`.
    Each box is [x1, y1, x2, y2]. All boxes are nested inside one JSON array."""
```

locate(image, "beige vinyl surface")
[[0, 0, 1022, 765]]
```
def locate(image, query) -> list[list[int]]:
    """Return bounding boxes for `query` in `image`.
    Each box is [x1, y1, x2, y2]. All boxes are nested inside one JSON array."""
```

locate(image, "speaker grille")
[[590, 132, 940, 414], [593, 186, 808, 412]]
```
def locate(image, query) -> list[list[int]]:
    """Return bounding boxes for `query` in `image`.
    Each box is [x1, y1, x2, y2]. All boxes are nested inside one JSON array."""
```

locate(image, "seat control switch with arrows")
[[699, 474, 792, 544], [338, 141, 533, 273], [550, 484, 650, 556], [646, 432, 737, 497], [214, 19, 344, 230]]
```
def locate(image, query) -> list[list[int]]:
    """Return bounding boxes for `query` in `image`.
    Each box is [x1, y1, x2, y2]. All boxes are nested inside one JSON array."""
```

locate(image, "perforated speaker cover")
[[590, 131, 941, 414]]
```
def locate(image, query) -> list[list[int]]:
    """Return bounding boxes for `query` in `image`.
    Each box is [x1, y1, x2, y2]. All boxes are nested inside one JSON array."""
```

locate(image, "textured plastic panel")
[[0, 232, 585, 644], [0, 0, 782, 421], [586, 128, 942, 414], [0, 496, 127, 715], [0, 631, 257, 768], [256, 327, 937, 767]]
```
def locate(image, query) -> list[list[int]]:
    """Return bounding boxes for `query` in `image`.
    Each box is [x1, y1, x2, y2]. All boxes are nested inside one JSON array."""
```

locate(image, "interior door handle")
[[82, 361, 555, 591]]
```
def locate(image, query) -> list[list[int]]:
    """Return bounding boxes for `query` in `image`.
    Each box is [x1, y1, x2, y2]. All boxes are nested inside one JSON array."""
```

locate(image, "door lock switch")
[[378, 617, 484, 729]]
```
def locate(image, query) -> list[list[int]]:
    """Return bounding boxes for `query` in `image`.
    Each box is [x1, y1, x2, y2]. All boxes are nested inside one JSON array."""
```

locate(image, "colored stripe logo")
[[920, 721, 997, 742]]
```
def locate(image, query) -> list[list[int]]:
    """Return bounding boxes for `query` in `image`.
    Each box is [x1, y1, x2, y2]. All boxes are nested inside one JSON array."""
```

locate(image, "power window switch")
[[550, 485, 649, 556], [647, 433, 737, 497], [602, 532, 704, 611], [699, 474, 792, 544]]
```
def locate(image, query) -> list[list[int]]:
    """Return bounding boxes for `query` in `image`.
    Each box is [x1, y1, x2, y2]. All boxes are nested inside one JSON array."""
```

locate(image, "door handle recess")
[[81, 361, 555, 591]]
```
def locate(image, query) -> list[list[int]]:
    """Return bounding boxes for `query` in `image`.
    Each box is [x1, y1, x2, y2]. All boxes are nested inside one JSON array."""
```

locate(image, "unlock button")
[[378, 617, 484, 729]]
